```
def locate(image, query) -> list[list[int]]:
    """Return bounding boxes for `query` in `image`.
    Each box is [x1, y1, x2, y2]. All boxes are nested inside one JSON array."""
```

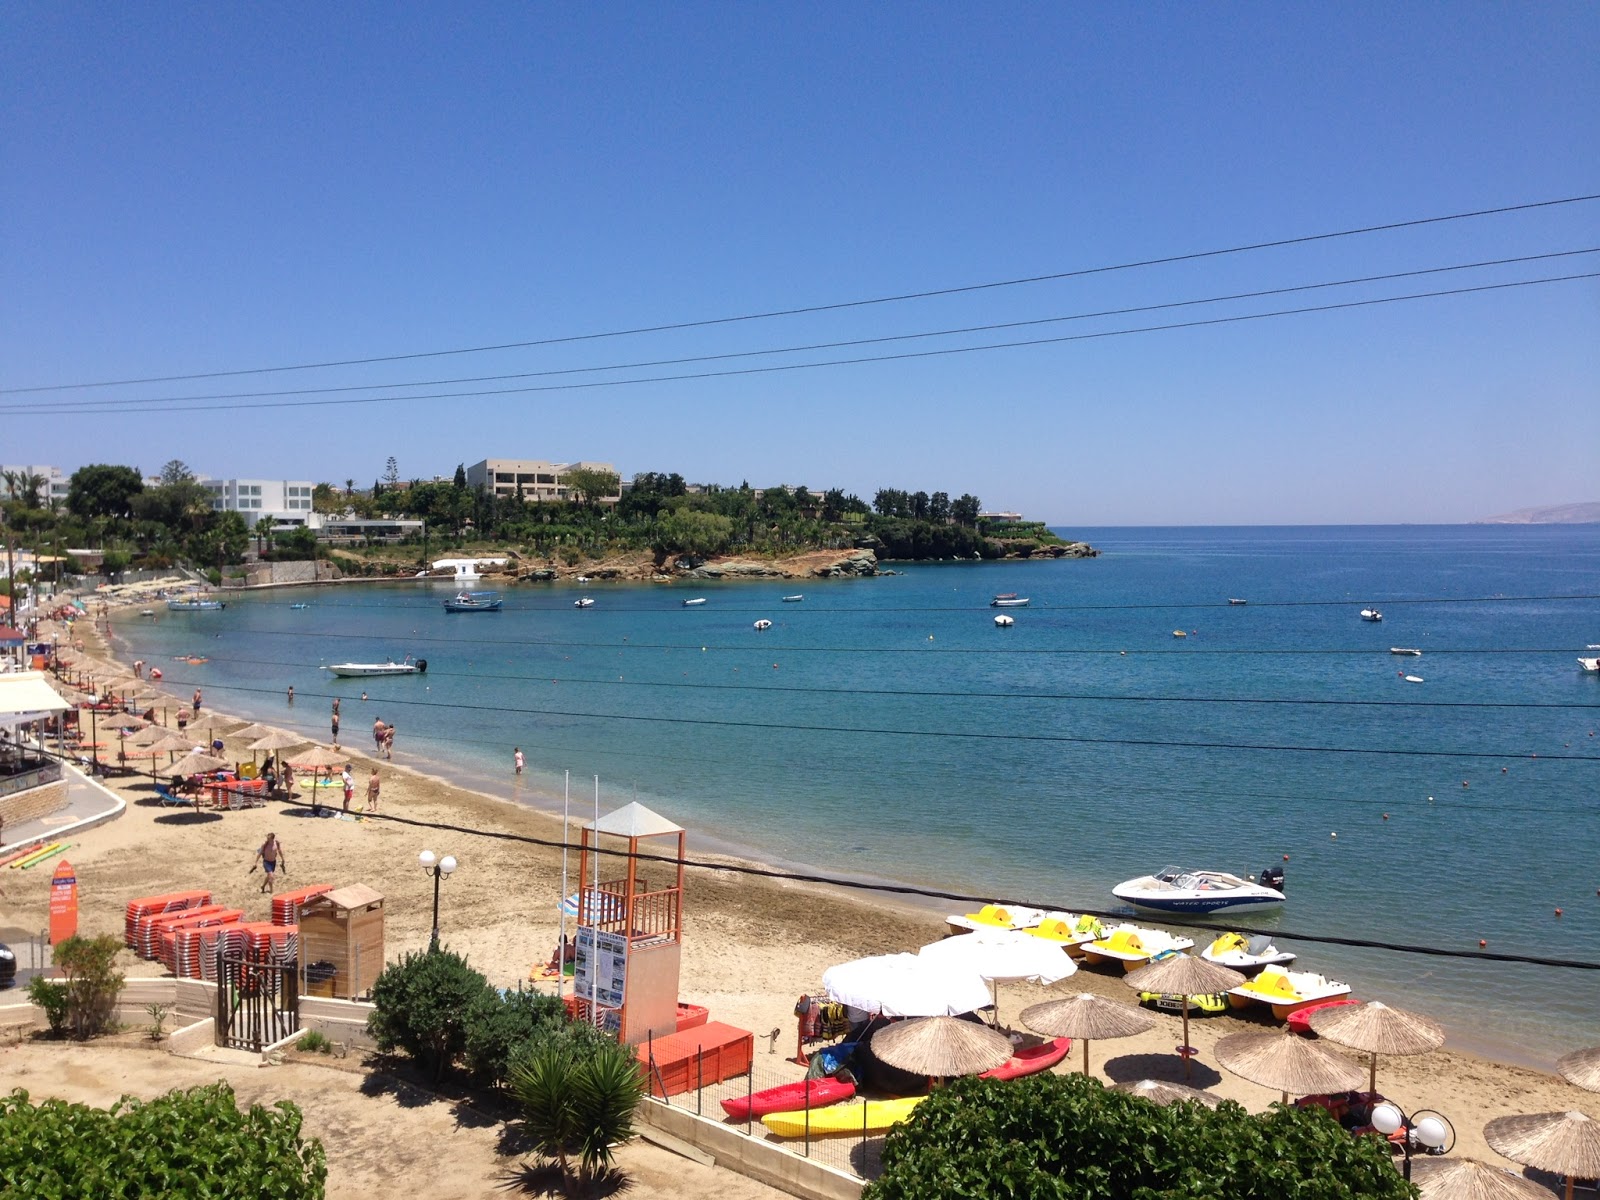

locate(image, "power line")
[[8, 246, 1594, 413], [8, 271, 1597, 415]]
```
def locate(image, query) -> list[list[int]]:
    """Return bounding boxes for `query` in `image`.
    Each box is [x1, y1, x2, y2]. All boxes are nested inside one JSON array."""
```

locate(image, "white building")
[[465, 458, 621, 504], [201, 479, 317, 525], [0, 465, 71, 506]]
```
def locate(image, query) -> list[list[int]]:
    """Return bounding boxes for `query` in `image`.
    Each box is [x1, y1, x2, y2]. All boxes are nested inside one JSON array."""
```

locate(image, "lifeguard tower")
[[572, 801, 685, 1044]]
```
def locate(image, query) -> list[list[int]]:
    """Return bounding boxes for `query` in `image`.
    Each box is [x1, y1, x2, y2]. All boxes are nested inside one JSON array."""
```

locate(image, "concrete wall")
[[298, 994, 377, 1049], [0, 777, 66, 828], [637, 1100, 863, 1200]]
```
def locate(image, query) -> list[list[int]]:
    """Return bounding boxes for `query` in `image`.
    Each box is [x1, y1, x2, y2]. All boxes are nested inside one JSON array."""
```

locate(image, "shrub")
[[26, 977, 69, 1036], [366, 949, 490, 1082], [53, 934, 125, 1039], [0, 1082, 326, 1199], [298, 1029, 331, 1054], [865, 1073, 1412, 1200], [510, 1036, 645, 1195], [463, 986, 568, 1087]]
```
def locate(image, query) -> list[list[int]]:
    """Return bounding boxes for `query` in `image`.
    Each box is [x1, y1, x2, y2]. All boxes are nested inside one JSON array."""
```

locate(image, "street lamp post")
[[418, 849, 457, 951], [1370, 1103, 1453, 1182]]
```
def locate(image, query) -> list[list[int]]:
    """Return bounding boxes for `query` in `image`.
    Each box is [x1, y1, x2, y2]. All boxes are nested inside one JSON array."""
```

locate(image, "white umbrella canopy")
[[822, 953, 993, 1018], [919, 928, 1077, 986]]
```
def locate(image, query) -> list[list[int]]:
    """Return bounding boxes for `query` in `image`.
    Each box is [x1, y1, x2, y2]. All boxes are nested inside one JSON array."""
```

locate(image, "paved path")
[[1, 766, 126, 857]]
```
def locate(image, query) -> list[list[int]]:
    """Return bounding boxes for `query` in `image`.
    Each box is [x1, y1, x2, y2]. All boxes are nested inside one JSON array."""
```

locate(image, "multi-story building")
[[0, 465, 71, 506], [465, 459, 621, 504], [201, 479, 317, 525]]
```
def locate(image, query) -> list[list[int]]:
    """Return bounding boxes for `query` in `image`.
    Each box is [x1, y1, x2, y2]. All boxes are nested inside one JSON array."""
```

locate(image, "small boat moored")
[[682, 597, 707, 607], [325, 656, 427, 678], [1078, 923, 1195, 972], [444, 590, 503, 613], [574, 597, 595, 609], [1360, 608, 1383, 622], [1389, 647, 1421, 656], [782, 595, 804, 603], [1228, 598, 1248, 605], [166, 598, 226, 611], [1228, 967, 1352, 1020], [1579, 657, 1600, 674], [991, 594, 1030, 608], [753, 619, 772, 630], [1200, 931, 1297, 974], [1112, 865, 1286, 914]]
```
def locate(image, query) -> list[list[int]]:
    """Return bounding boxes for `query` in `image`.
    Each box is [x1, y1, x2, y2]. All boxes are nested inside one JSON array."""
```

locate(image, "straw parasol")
[[1214, 1030, 1366, 1104], [1308, 1000, 1445, 1093], [1123, 954, 1246, 1080], [129, 724, 173, 748], [250, 730, 306, 753], [168, 749, 231, 777], [1556, 1047, 1600, 1094], [1021, 992, 1157, 1077], [1113, 1078, 1223, 1108], [287, 745, 345, 771], [870, 1016, 1013, 1079], [1409, 1156, 1558, 1200], [231, 723, 278, 742], [144, 732, 197, 756], [1484, 1110, 1600, 1200]]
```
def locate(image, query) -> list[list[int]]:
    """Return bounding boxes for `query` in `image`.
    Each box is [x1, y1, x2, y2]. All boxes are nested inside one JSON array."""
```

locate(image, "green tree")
[[564, 467, 620, 507], [383, 456, 400, 487], [67, 464, 144, 521], [311, 483, 342, 515], [951, 493, 982, 527], [255, 516, 275, 557], [51, 934, 125, 1040], [366, 949, 490, 1082], [158, 459, 196, 486], [510, 1037, 645, 1197], [452, 463, 468, 490], [652, 510, 733, 559]]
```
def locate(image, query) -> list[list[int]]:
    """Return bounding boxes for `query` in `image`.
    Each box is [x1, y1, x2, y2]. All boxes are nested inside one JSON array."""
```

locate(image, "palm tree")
[[254, 516, 274, 558], [511, 1038, 644, 1196]]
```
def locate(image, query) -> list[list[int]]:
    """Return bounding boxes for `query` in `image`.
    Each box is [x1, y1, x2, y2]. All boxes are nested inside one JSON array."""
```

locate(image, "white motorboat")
[[1228, 598, 1248, 605], [1078, 923, 1195, 971], [1112, 865, 1286, 915], [325, 656, 427, 678], [994, 614, 1014, 627], [753, 619, 772, 630], [682, 597, 707, 607], [782, 595, 804, 603], [1360, 608, 1383, 622], [991, 594, 1030, 608], [1390, 647, 1422, 656], [1200, 931, 1296, 974], [574, 597, 595, 608], [443, 590, 502, 613], [1579, 657, 1599, 674]]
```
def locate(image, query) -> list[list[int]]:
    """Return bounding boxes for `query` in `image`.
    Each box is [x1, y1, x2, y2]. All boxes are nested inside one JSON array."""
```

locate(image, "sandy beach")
[[1, 601, 1594, 1194]]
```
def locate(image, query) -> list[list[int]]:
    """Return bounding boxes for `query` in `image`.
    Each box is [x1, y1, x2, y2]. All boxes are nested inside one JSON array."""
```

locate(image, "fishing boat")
[[753, 619, 772, 630], [980, 1037, 1072, 1080], [1078, 923, 1195, 972], [1200, 931, 1297, 973], [1112, 866, 1286, 914], [166, 598, 225, 611], [1389, 647, 1421, 656], [682, 597, 707, 607], [720, 1078, 855, 1122], [1360, 608, 1383, 622], [762, 1096, 925, 1138], [1579, 657, 1600, 674], [1228, 967, 1352, 1020], [994, 614, 1014, 627], [573, 597, 595, 609], [324, 656, 427, 678], [443, 590, 502, 613], [991, 594, 1030, 608], [782, 595, 804, 603]]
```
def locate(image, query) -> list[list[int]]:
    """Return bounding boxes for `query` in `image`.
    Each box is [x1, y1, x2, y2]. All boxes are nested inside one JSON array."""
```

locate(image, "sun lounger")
[[156, 786, 194, 808]]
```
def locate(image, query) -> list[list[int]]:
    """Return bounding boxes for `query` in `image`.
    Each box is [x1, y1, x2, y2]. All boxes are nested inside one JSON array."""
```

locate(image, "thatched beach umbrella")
[[287, 745, 344, 771], [1123, 953, 1246, 1080], [1021, 992, 1157, 1077], [1409, 1156, 1558, 1200], [250, 730, 305, 753], [870, 1016, 1013, 1079], [144, 732, 197, 756], [129, 724, 172, 748], [1309, 1000, 1445, 1094], [1214, 1030, 1366, 1104], [1113, 1078, 1223, 1108], [168, 749, 230, 778], [1556, 1047, 1600, 1094], [231, 723, 277, 742], [1484, 1110, 1600, 1200]]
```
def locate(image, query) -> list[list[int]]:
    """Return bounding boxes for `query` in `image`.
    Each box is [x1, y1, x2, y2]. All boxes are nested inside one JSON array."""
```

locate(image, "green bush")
[[53, 934, 125, 1039], [865, 1073, 1413, 1200], [510, 1036, 645, 1194], [463, 986, 569, 1087], [26, 977, 69, 1036], [0, 1082, 326, 1199], [366, 949, 490, 1082]]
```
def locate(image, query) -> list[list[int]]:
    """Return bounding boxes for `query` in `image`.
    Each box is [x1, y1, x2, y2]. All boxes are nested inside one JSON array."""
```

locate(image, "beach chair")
[[156, 786, 191, 808]]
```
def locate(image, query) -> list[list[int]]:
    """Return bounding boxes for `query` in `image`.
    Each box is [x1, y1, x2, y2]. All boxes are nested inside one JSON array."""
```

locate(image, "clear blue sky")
[[4, 4, 1597, 524]]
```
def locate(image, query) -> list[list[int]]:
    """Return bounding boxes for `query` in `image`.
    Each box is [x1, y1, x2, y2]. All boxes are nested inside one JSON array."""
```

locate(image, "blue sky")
[[3, 4, 1597, 524]]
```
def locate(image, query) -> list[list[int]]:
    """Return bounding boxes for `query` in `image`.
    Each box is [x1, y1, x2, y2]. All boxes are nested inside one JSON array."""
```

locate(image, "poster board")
[[572, 927, 627, 1032], [48, 860, 79, 944]]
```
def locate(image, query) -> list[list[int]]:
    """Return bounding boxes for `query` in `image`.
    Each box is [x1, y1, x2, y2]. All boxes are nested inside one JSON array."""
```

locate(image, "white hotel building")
[[464, 459, 621, 504], [201, 479, 317, 525]]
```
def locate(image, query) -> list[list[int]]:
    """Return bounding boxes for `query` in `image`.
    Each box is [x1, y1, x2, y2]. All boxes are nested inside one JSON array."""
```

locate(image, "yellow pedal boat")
[[945, 903, 1045, 935], [761, 1095, 926, 1137], [1227, 967, 1351, 1019], [1079, 924, 1195, 972]]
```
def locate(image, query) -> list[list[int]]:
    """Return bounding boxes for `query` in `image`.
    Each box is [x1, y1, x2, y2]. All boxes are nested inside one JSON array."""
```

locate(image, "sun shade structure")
[[1484, 1110, 1600, 1200], [1308, 999, 1445, 1093], [286, 746, 346, 771], [1409, 1156, 1560, 1200], [870, 1016, 1014, 1078], [167, 750, 231, 777], [920, 927, 1077, 1025], [1113, 1078, 1223, 1108], [822, 953, 993, 1018], [1020, 992, 1157, 1077], [1214, 1030, 1365, 1103], [249, 730, 307, 752], [144, 733, 198, 755], [1556, 1047, 1600, 1094], [1123, 953, 1246, 1080]]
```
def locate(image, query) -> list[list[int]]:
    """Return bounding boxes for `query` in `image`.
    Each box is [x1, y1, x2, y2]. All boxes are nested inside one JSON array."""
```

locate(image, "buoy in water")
[[1479, 939, 1488, 947], [1330, 832, 1337, 839]]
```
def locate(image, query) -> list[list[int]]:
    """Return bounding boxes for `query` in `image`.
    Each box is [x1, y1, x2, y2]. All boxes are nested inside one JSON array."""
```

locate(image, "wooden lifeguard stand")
[[573, 801, 684, 1045]]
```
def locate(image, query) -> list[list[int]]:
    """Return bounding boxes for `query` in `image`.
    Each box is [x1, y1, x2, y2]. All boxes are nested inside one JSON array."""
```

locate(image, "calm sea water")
[[110, 525, 1600, 1063]]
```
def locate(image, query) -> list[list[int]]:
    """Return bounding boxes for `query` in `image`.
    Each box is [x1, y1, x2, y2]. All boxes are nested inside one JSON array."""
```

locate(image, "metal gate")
[[215, 951, 299, 1051]]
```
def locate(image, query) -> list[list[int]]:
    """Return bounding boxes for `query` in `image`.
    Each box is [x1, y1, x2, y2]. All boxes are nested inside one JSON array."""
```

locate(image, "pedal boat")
[[1078, 923, 1195, 973], [1228, 967, 1352, 1019], [1200, 931, 1297, 974], [945, 903, 1045, 936]]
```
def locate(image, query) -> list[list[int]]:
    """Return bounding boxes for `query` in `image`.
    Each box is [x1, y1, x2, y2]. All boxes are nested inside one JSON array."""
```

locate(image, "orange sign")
[[48, 860, 79, 944]]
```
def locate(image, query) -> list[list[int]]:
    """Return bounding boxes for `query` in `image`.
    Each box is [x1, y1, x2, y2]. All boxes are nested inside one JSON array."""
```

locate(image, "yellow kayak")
[[762, 1095, 925, 1137]]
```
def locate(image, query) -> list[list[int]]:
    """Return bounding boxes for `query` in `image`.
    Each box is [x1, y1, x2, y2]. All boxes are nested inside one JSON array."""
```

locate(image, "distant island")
[[1475, 501, 1600, 525]]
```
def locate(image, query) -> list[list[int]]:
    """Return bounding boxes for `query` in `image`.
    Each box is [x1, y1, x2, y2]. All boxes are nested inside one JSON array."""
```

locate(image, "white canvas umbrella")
[[822, 953, 993, 1018], [920, 928, 1077, 1025]]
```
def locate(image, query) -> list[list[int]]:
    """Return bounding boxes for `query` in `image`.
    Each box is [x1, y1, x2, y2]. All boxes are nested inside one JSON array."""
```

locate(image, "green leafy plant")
[[145, 1003, 170, 1043], [298, 1029, 331, 1054], [0, 1082, 326, 1199], [51, 934, 125, 1040], [26, 976, 69, 1036], [365, 948, 490, 1082], [864, 1073, 1414, 1200], [510, 1037, 645, 1197], [463, 985, 568, 1087]]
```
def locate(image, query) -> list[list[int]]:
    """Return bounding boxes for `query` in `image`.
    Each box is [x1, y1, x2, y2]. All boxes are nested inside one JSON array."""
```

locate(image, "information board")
[[572, 927, 628, 1011]]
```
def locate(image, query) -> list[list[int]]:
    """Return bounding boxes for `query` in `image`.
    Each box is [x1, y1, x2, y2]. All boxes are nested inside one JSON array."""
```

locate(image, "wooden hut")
[[298, 884, 384, 1000]]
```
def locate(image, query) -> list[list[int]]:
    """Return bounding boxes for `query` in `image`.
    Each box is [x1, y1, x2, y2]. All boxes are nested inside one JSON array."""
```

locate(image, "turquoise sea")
[[108, 525, 1600, 1064]]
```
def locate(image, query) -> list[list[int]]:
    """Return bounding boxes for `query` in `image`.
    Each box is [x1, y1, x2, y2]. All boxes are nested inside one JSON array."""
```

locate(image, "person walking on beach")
[[514, 747, 524, 776], [366, 767, 381, 814], [382, 724, 395, 760], [253, 833, 284, 894], [192, 688, 202, 716], [341, 764, 354, 814], [330, 710, 340, 749]]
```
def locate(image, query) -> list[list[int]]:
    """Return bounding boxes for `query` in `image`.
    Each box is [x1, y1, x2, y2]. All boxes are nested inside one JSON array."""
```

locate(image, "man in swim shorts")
[[254, 833, 284, 894], [341, 764, 354, 814], [366, 767, 381, 814]]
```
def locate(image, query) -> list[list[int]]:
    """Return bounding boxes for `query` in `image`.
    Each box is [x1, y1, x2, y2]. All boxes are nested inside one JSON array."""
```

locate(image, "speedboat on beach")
[[1360, 608, 1383, 622], [324, 656, 427, 678], [1112, 866, 1286, 914], [1078, 923, 1195, 972], [991, 594, 1030, 608], [1200, 931, 1297, 974], [1228, 967, 1352, 1019], [444, 590, 502, 613]]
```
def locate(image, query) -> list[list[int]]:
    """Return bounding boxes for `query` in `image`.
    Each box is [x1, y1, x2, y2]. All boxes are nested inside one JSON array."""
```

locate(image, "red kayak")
[[980, 1037, 1072, 1081], [720, 1077, 856, 1122], [1288, 997, 1361, 1035]]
